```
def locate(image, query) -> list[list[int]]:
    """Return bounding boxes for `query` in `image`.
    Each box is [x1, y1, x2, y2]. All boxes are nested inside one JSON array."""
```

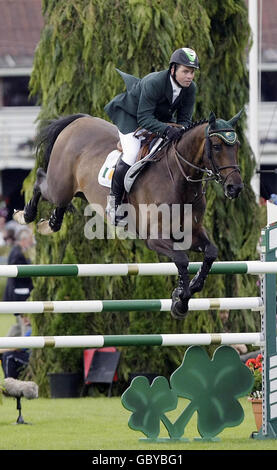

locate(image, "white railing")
[[0, 106, 40, 169], [258, 102, 277, 163]]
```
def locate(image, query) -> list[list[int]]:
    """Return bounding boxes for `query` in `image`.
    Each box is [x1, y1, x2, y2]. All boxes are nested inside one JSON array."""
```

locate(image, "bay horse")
[[14, 111, 244, 319]]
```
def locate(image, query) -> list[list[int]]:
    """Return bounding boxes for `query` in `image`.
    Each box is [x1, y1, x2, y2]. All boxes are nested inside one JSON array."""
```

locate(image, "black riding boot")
[[109, 159, 131, 225]]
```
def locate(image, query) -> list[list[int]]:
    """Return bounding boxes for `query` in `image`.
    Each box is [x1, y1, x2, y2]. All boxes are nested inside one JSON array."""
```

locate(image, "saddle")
[[98, 123, 182, 190]]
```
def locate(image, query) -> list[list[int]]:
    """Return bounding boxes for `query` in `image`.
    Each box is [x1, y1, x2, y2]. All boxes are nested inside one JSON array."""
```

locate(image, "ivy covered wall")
[[25, 0, 263, 395]]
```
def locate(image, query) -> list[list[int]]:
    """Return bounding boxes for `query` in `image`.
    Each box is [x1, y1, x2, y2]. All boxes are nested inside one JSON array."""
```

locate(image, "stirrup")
[[106, 195, 116, 224], [106, 195, 126, 227], [114, 207, 127, 227]]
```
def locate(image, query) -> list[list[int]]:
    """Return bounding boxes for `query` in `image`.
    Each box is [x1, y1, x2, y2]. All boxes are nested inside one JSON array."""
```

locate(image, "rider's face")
[[172, 65, 195, 87]]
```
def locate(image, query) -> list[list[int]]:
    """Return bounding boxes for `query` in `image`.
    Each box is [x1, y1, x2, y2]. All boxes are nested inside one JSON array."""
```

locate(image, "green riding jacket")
[[104, 68, 196, 136]]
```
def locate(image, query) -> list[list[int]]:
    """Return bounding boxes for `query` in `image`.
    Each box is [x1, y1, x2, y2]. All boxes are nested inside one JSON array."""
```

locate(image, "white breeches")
[[119, 130, 145, 166]]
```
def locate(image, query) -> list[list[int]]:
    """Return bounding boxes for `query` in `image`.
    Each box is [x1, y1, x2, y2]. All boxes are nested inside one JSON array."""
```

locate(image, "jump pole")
[[0, 332, 262, 349], [0, 297, 263, 314], [1, 261, 277, 277]]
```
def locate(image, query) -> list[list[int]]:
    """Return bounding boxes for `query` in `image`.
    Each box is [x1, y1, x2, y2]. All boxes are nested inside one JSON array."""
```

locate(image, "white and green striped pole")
[[0, 297, 263, 314], [1, 261, 277, 278], [0, 332, 262, 349]]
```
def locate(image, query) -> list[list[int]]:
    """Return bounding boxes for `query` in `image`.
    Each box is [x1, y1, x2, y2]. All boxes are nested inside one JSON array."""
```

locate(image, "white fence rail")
[[0, 106, 40, 169]]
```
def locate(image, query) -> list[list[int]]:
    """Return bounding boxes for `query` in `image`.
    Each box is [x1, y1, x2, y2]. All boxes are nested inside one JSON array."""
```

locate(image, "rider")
[[104, 47, 200, 225]]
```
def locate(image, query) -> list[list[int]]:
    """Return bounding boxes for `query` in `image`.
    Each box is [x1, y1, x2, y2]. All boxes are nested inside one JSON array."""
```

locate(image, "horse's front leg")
[[146, 239, 191, 320], [171, 258, 192, 319], [189, 231, 218, 295]]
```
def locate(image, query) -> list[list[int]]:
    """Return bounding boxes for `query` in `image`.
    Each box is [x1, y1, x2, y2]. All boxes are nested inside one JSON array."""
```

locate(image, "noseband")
[[174, 125, 241, 185]]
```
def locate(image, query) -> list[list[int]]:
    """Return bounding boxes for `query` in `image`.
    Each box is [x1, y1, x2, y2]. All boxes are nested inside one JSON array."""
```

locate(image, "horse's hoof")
[[189, 278, 203, 295], [171, 299, 189, 320], [13, 210, 27, 225], [171, 287, 190, 319], [37, 219, 54, 235], [172, 287, 182, 302]]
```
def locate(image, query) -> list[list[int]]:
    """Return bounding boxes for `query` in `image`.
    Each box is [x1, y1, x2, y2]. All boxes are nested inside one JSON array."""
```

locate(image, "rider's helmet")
[[169, 47, 200, 69]]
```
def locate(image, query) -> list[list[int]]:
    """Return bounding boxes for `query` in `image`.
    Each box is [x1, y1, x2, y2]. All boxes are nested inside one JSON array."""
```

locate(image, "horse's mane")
[[183, 119, 208, 134], [150, 119, 209, 165]]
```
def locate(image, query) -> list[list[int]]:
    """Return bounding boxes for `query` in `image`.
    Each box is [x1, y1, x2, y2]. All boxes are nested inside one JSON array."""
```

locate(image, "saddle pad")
[[98, 150, 122, 188], [98, 137, 162, 191]]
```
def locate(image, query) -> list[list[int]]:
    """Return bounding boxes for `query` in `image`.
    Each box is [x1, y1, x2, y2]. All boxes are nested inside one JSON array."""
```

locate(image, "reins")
[[173, 125, 241, 186], [139, 121, 241, 202], [173, 147, 214, 183]]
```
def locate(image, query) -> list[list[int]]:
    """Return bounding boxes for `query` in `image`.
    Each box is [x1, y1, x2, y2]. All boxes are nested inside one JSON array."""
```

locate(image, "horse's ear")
[[227, 108, 244, 127], [208, 111, 216, 130]]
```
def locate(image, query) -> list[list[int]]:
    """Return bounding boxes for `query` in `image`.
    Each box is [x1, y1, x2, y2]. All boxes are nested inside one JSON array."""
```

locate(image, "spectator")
[[219, 309, 262, 362], [3, 228, 16, 246], [0, 206, 8, 246], [218, 309, 248, 355], [4, 218, 23, 243], [3, 228, 35, 337], [0, 315, 31, 378]]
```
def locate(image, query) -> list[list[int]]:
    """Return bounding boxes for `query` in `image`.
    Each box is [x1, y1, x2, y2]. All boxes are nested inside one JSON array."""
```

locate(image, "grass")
[[0, 395, 276, 451], [0, 313, 15, 337]]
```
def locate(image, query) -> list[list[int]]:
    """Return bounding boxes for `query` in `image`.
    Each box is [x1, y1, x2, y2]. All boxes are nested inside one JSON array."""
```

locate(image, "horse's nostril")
[[226, 184, 243, 198]]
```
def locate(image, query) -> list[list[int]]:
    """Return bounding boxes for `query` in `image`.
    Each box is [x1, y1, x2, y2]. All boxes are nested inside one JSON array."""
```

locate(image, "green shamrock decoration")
[[121, 345, 254, 441], [121, 375, 178, 439], [170, 345, 254, 439]]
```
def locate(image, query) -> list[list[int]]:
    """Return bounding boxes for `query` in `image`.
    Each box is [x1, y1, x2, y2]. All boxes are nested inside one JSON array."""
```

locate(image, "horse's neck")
[[172, 125, 206, 179]]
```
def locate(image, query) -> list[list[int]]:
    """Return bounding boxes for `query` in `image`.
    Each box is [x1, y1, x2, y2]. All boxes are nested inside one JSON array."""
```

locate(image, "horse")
[[14, 110, 244, 319]]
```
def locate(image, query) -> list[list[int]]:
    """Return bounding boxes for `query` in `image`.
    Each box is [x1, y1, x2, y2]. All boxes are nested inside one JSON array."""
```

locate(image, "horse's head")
[[203, 110, 244, 199]]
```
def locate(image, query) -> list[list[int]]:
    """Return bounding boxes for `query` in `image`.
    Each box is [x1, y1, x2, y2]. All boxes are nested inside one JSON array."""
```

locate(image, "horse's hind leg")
[[13, 168, 45, 225], [37, 206, 67, 235]]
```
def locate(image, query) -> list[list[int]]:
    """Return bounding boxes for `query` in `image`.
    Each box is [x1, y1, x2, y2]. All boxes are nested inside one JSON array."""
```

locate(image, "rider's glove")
[[163, 126, 184, 141]]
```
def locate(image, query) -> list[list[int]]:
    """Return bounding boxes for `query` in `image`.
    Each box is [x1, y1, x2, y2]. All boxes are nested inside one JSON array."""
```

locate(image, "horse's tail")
[[35, 113, 88, 170]]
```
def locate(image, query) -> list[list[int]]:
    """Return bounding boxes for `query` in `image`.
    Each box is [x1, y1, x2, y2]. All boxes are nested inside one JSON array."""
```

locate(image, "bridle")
[[173, 125, 241, 186]]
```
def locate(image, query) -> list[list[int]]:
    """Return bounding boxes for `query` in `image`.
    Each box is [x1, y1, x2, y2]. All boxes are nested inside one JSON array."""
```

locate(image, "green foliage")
[[25, 0, 262, 395]]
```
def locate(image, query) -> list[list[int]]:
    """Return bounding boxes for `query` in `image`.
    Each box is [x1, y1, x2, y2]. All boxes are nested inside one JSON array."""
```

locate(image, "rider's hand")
[[163, 126, 184, 141]]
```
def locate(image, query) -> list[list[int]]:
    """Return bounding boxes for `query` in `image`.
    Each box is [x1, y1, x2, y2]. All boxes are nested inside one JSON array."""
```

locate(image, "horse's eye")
[[212, 144, 222, 151]]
